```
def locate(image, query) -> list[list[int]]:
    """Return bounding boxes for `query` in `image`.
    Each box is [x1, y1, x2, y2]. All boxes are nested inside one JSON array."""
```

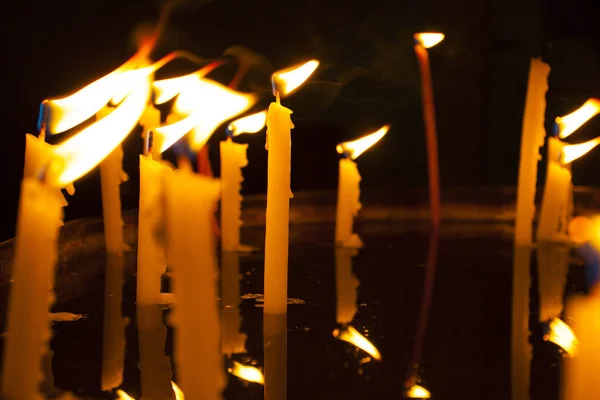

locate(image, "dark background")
[[1, 0, 600, 241]]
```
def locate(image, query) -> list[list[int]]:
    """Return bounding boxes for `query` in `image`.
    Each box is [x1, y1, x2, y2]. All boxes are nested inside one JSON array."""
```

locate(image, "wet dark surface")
[[0, 217, 586, 399]]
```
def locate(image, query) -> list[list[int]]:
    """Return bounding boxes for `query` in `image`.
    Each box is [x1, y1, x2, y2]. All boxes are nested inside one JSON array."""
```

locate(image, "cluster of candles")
[[0, 29, 456, 400], [514, 58, 600, 400]]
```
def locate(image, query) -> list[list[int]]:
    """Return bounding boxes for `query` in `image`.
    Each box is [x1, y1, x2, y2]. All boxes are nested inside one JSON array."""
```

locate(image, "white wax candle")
[[335, 248, 359, 324], [220, 138, 249, 252], [1, 178, 63, 400], [137, 155, 171, 305], [165, 169, 224, 400], [221, 251, 247, 355], [335, 158, 363, 248], [101, 255, 127, 391], [515, 58, 550, 246], [264, 100, 294, 315]]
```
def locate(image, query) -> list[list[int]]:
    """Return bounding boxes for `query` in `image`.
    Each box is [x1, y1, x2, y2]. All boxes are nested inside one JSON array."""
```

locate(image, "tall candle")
[[220, 138, 249, 252], [511, 246, 532, 400], [264, 313, 287, 400], [0, 178, 63, 400], [137, 155, 172, 305], [97, 106, 127, 255], [335, 248, 359, 324], [165, 168, 224, 400], [221, 251, 247, 355], [264, 99, 294, 315], [562, 292, 600, 400], [335, 158, 362, 248], [515, 58, 550, 246], [137, 304, 173, 399], [101, 254, 127, 391]]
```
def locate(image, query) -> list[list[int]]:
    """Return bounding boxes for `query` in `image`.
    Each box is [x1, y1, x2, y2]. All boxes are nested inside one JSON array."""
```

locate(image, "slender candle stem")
[[414, 44, 441, 228]]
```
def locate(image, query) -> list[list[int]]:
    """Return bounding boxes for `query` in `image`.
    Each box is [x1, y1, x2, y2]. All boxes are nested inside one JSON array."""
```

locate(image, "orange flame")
[[171, 381, 185, 400], [336, 125, 390, 159], [333, 325, 382, 360], [561, 136, 600, 165], [228, 361, 265, 384], [152, 77, 256, 152], [116, 389, 136, 400], [414, 33, 445, 49], [227, 111, 267, 136], [405, 384, 431, 398], [49, 77, 151, 185], [544, 318, 579, 356], [556, 98, 600, 139], [272, 60, 319, 97]]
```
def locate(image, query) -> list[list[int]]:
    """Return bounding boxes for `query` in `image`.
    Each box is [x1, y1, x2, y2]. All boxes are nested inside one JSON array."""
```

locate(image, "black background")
[[1, 0, 600, 241]]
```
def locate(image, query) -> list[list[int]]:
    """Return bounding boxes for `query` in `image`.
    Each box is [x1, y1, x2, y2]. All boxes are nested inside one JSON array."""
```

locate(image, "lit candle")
[[165, 165, 225, 400], [335, 125, 389, 248], [140, 103, 161, 147], [137, 304, 173, 399], [335, 248, 359, 324], [264, 313, 287, 400], [221, 251, 247, 355], [264, 60, 319, 315], [101, 255, 127, 391], [562, 292, 600, 400], [137, 155, 172, 305], [221, 110, 267, 252], [514, 58, 550, 246], [414, 32, 444, 228]]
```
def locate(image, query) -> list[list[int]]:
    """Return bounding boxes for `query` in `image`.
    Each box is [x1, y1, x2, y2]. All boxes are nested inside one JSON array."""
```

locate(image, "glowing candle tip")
[[414, 33, 445, 49], [337, 125, 390, 159], [272, 59, 320, 97]]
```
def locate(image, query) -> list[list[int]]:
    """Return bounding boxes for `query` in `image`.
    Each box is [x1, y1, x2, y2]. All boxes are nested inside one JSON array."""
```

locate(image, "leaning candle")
[[335, 125, 389, 248], [221, 111, 267, 252], [97, 106, 128, 255], [165, 165, 224, 400], [514, 58, 550, 246], [0, 177, 63, 400], [264, 60, 319, 315], [562, 292, 600, 400]]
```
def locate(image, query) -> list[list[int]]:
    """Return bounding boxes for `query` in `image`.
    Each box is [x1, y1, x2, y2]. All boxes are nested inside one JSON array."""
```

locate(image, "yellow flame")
[[336, 125, 390, 159], [561, 136, 600, 165], [171, 381, 185, 400], [228, 111, 267, 136], [405, 384, 431, 398], [544, 318, 579, 356], [414, 33, 445, 49], [556, 99, 600, 139], [153, 74, 201, 105], [152, 78, 256, 152], [116, 389, 136, 400], [50, 77, 151, 185], [228, 361, 265, 384], [333, 325, 381, 360], [272, 60, 319, 97]]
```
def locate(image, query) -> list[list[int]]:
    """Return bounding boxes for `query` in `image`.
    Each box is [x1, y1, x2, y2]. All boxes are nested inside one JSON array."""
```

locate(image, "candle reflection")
[[101, 254, 127, 391], [511, 246, 532, 400], [335, 248, 359, 324], [40, 350, 59, 397], [137, 304, 173, 399], [264, 313, 286, 400], [221, 251, 247, 355], [537, 244, 569, 323]]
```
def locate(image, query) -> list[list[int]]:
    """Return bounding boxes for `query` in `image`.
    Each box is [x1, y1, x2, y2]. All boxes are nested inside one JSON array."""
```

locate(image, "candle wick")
[[275, 91, 281, 104], [37, 101, 48, 140], [225, 126, 234, 140]]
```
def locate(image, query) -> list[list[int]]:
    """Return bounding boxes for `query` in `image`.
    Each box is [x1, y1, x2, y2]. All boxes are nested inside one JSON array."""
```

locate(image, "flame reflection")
[[116, 389, 135, 400], [333, 325, 381, 361], [272, 60, 319, 97], [544, 318, 579, 356], [336, 125, 390, 159], [228, 361, 265, 384], [405, 384, 431, 398], [561, 137, 600, 165], [171, 381, 185, 399], [556, 98, 600, 139]]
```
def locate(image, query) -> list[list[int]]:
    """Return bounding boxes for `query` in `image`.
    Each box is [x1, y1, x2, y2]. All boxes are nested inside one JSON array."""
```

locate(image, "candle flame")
[[272, 60, 319, 97], [152, 77, 256, 152], [405, 384, 431, 398], [561, 136, 600, 165], [153, 74, 200, 105], [336, 125, 390, 159], [171, 381, 185, 400], [544, 318, 579, 356], [333, 325, 381, 360], [228, 111, 267, 136], [228, 361, 265, 384], [556, 98, 600, 139], [116, 389, 136, 400], [51, 77, 152, 185], [414, 33, 445, 49]]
